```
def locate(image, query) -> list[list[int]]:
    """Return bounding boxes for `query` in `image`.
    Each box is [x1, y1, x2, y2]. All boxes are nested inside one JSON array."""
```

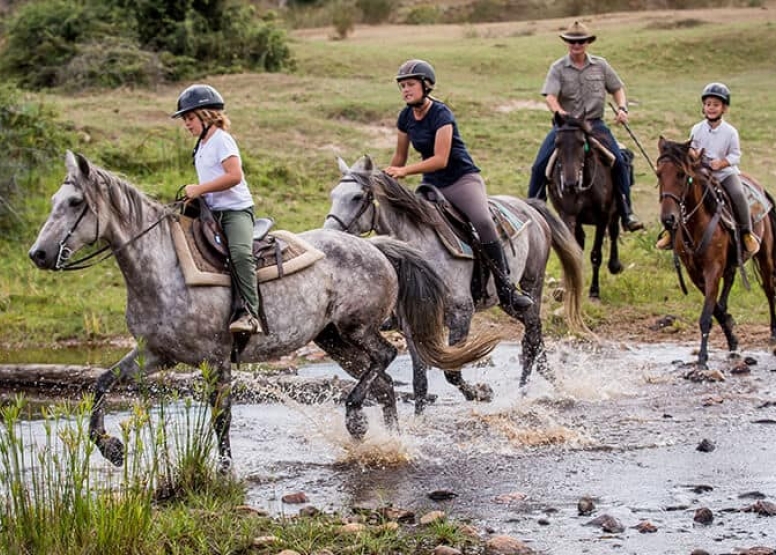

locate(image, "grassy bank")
[[2, 6, 776, 351]]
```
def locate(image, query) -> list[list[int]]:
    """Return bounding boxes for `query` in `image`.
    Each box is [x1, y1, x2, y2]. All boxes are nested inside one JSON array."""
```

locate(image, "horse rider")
[[172, 83, 264, 334], [527, 21, 644, 233], [384, 59, 534, 314], [656, 82, 759, 255]]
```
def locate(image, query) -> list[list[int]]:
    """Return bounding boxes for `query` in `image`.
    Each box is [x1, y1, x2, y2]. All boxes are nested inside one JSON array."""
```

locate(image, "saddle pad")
[[170, 218, 325, 287], [741, 174, 772, 225]]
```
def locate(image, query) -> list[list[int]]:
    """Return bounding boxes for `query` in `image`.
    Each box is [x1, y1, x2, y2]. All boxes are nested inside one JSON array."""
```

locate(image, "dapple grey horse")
[[325, 156, 589, 412], [28, 151, 501, 471]]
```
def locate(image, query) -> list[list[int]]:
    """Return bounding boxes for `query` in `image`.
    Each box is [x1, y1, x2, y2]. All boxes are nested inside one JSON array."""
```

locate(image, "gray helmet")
[[171, 84, 225, 118], [701, 82, 730, 106], [396, 59, 436, 93]]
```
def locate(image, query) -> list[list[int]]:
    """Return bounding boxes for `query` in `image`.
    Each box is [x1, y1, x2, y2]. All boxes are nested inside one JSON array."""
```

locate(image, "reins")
[[324, 175, 379, 236], [56, 199, 185, 271]]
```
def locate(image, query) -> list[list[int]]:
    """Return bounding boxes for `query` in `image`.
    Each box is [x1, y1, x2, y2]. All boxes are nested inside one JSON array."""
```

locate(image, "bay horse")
[[325, 155, 589, 412], [656, 136, 776, 368], [548, 112, 623, 299], [28, 151, 500, 471]]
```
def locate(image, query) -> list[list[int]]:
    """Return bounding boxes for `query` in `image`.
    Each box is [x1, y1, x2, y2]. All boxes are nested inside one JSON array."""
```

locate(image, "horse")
[[547, 112, 623, 299], [28, 151, 501, 471], [656, 136, 776, 368], [324, 155, 589, 412]]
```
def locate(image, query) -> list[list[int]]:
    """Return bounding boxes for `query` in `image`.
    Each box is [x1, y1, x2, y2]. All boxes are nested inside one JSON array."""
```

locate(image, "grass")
[[4, 7, 775, 350]]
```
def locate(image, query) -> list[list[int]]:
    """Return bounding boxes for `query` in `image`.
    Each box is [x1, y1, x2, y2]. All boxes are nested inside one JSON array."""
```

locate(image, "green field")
[[3, 6, 776, 351]]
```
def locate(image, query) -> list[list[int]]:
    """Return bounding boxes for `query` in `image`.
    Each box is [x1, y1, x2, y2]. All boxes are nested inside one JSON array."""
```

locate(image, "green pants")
[[214, 208, 259, 318]]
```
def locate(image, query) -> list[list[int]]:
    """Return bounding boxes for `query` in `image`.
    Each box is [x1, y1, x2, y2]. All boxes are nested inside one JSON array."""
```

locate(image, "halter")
[[324, 176, 379, 236], [54, 196, 184, 271]]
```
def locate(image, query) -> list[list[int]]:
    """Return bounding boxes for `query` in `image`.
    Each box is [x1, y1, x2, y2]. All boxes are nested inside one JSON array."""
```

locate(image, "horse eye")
[[352, 194, 364, 203], [68, 197, 84, 207]]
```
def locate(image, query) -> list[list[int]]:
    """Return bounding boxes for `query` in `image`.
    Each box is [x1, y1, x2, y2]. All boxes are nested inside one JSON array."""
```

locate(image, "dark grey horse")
[[28, 151, 501, 471], [325, 156, 589, 412]]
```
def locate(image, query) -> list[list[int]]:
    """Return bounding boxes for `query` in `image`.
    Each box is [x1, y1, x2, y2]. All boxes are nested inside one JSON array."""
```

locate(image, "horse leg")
[[89, 346, 164, 467], [315, 324, 398, 438], [713, 267, 739, 353], [208, 362, 233, 473], [607, 217, 623, 275], [444, 307, 493, 402], [697, 288, 720, 369], [589, 224, 606, 299]]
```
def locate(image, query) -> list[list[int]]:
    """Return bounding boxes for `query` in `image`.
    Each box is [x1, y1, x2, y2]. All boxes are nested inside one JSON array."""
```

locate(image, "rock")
[[485, 534, 535, 555], [585, 514, 624, 533], [433, 546, 462, 555], [738, 548, 775, 555], [577, 495, 595, 516], [690, 550, 711, 555], [696, 438, 716, 452], [494, 491, 527, 504], [419, 510, 446, 525], [381, 507, 415, 522], [251, 535, 278, 547], [277, 551, 301, 555], [730, 359, 751, 374], [693, 507, 713, 524], [235, 504, 269, 516], [281, 491, 309, 504], [428, 489, 458, 501], [743, 500, 776, 516], [339, 522, 366, 534], [633, 520, 657, 533], [299, 505, 320, 517]]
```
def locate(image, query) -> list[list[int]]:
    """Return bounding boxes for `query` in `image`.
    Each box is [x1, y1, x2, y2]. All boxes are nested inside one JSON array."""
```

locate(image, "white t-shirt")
[[689, 119, 741, 181], [195, 128, 254, 211]]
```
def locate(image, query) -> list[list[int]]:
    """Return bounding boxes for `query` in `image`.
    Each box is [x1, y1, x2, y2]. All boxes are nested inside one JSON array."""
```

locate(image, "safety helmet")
[[701, 82, 730, 106], [396, 59, 436, 93], [171, 84, 225, 118]]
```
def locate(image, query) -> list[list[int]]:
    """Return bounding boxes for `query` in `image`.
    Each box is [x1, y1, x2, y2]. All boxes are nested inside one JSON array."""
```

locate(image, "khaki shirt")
[[541, 54, 624, 120]]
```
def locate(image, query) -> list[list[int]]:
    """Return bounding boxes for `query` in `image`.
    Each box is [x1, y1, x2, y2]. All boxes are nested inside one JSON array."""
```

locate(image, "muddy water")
[[231, 340, 776, 554], [6, 339, 776, 554]]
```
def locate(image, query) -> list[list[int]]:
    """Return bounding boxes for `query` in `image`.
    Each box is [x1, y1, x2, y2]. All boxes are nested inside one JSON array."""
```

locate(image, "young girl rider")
[[656, 82, 759, 255], [384, 59, 533, 314], [172, 83, 263, 334]]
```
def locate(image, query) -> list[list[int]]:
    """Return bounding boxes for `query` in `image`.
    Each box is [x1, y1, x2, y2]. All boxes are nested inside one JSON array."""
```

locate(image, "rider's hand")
[[184, 184, 201, 199], [384, 166, 407, 179], [614, 109, 629, 125]]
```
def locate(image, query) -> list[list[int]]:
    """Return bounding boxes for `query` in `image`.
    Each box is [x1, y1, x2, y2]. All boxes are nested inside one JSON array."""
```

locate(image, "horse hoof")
[[346, 409, 368, 440], [216, 455, 233, 475], [461, 383, 494, 402], [99, 436, 125, 467], [609, 263, 624, 275]]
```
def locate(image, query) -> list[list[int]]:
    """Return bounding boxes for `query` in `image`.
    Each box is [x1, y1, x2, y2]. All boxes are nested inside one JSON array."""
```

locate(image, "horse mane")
[[658, 138, 719, 212], [350, 169, 449, 233], [79, 160, 154, 228]]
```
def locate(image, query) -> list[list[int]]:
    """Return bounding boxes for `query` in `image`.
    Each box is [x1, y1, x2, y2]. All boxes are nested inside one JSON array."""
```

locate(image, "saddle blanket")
[[170, 216, 325, 287]]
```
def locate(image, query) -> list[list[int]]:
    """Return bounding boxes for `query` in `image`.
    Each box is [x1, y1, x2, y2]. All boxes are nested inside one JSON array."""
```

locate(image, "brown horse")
[[656, 136, 776, 368], [547, 113, 622, 299]]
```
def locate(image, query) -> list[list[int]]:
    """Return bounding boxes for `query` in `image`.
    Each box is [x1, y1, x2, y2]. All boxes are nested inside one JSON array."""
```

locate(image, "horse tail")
[[526, 198, 595, 339], [370, 235, 502, 370]]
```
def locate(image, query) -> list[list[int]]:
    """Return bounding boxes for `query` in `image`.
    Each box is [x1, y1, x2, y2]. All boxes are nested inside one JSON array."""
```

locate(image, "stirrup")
[[655, 231, 672, 250], [743, 233, 760, 256]]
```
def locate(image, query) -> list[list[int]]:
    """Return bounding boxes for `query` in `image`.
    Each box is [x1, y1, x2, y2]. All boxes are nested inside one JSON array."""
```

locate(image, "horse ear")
[[658, 136, 666, 150], [361, 155, 374, 172], [74, 152, 91, 179], [337, 156, 350, 175]]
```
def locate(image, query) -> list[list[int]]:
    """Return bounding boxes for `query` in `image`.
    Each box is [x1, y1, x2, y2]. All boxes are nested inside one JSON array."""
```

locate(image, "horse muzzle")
[[28, 243, 65, 270]]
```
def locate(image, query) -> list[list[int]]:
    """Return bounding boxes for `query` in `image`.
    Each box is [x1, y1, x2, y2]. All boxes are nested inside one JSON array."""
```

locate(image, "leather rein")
[[54, 193, 185, 271], [324, 176, 379, 236]]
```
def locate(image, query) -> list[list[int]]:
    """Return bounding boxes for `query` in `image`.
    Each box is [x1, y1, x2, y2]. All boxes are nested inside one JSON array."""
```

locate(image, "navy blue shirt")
[[397, 100, 479, 188]]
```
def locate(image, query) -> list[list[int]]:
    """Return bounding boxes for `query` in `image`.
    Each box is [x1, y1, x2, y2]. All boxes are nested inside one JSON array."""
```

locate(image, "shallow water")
[[6, 339, 776, 554]]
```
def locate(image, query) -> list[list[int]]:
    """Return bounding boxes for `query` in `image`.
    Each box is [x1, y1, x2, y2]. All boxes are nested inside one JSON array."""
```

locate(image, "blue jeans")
[[528, 119, 632, 215]]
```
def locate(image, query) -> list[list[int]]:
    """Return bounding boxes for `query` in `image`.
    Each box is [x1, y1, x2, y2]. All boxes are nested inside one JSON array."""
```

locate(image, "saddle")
[[414, 183, 530, 305], [171, 199, 325, 287]]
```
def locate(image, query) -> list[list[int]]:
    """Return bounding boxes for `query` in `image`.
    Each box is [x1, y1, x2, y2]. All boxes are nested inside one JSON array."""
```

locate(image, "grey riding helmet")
[[396, 59, 436, 95], [171, 84, 225, 118], [701, 82, 730, 106]]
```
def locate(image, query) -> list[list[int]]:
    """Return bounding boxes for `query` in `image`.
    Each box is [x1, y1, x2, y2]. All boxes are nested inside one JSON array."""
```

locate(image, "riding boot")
[[619, 193, 644, 232], [481, 241, 533, 314]]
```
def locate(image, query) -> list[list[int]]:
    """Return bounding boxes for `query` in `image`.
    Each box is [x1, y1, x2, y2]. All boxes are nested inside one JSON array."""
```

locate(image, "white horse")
[[325, 156, 589, 412], [28, 151, 501, 471]]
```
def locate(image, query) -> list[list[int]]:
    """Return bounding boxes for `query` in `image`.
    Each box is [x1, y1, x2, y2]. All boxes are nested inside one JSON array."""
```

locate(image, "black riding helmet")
[[701, 82, 731, 106], [171, 84, 225, 118], [396, 59, 436, 95]]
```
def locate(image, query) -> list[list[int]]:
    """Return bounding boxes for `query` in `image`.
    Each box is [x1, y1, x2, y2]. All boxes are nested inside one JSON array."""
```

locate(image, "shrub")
[[404, 4, 442, 24], [331, 0, 357, 39], [356, 0, 392, 24], [60, 38, 166, 90]]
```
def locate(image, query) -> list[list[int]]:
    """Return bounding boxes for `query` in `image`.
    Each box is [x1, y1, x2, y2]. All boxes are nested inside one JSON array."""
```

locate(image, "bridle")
[[555, 126, 601, 193], [324, 175, 379, 236], [657, 154, 715, 249], [54, 192, 184, 270]]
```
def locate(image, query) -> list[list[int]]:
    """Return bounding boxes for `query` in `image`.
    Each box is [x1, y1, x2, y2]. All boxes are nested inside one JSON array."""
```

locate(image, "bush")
[[331, 0, 357, 39], [356, 0, 392, 24], [404, 4, 442, 24], [0, 84, 71, 233], [60, 38, 166, 90]]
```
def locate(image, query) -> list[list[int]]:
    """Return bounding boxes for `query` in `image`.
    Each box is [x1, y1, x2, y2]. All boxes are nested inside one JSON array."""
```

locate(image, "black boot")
[[619, 193, 644, 232], [481, 241, 533, 314]]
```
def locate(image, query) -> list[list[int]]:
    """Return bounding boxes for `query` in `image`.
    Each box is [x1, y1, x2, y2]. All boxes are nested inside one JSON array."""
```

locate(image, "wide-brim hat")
[[559, 21, 596, 43]]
